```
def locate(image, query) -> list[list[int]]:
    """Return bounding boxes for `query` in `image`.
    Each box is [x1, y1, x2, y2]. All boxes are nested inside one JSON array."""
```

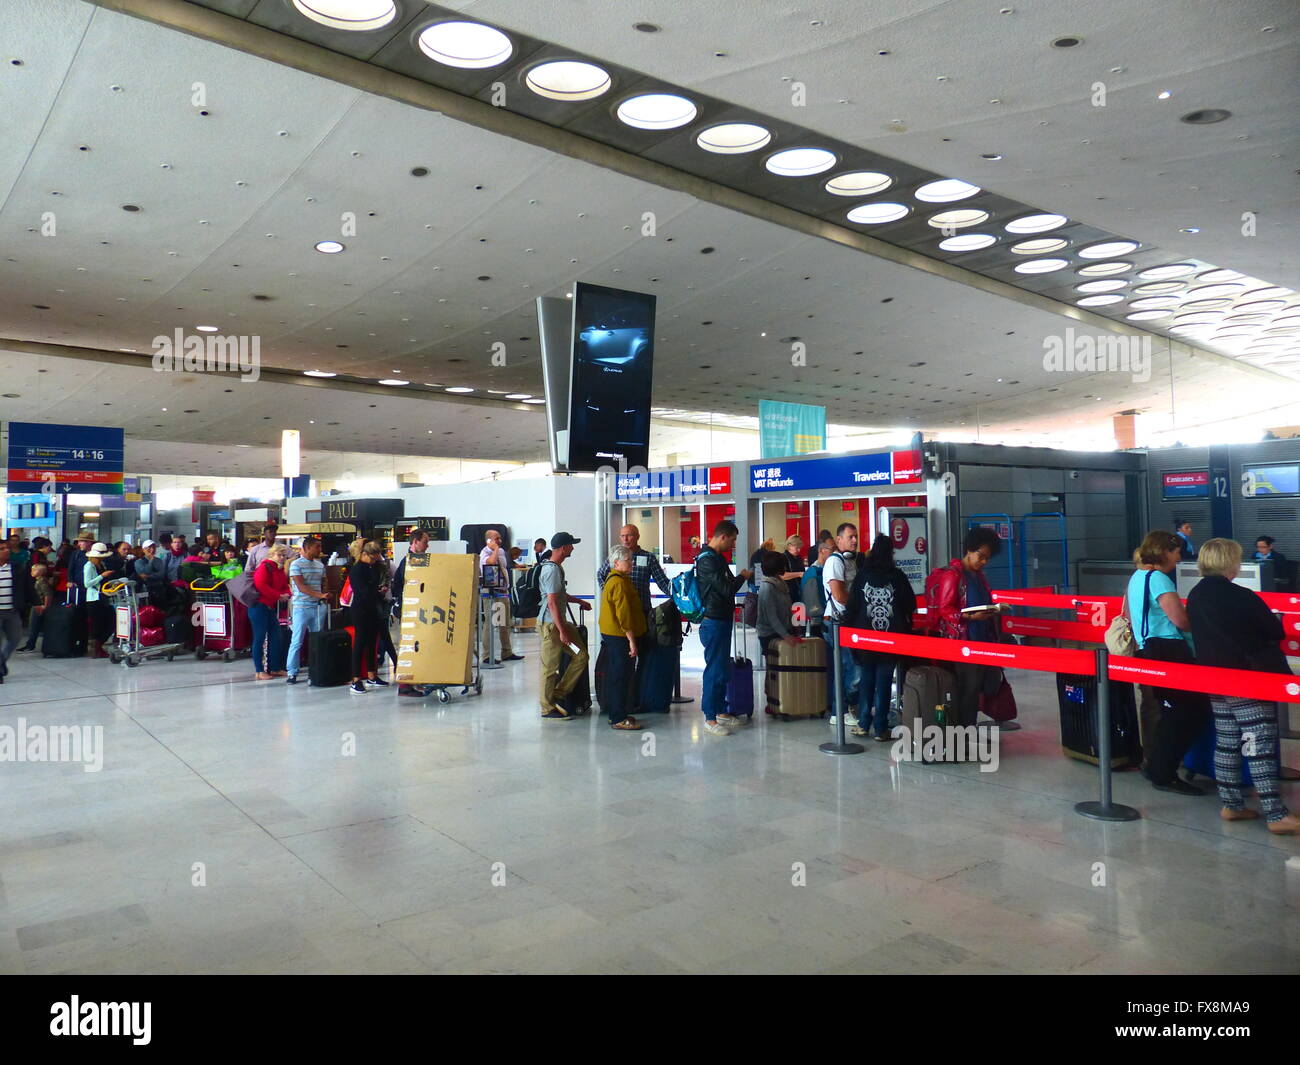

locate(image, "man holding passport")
[[538, 532, 591, 720]]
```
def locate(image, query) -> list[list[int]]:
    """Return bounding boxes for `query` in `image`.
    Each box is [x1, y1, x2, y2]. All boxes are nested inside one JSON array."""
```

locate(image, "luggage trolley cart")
[[190, 577, 252, 662], [103, 579, 182, 667]]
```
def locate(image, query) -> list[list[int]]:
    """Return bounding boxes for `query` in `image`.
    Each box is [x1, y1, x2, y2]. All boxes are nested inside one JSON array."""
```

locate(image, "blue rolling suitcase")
[[1182, 722, 1262, 786], [724, 618, 754, 718]]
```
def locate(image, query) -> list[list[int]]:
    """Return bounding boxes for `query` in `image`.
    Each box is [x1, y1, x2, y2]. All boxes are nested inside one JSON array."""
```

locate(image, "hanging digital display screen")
[[566, 282, 656, 472]]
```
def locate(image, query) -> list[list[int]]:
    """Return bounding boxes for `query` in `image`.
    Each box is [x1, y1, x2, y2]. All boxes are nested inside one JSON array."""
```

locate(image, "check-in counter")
[[1175, 560, 1274, 598]]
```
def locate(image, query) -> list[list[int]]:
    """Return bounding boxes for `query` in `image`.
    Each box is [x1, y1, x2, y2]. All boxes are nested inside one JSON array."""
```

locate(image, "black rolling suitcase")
[[1056, 673, 1142, 768], [557, 606, 590, 714], [164, 612, 193, 649], [41, 604, 87, 658], [308, 609, 351, 687]]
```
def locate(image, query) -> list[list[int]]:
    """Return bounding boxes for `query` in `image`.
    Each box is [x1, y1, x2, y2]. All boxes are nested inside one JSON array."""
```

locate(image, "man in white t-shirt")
[[478, 529, 522, 664], [822, 522, 861, 724], [285, 538, 332, 684]]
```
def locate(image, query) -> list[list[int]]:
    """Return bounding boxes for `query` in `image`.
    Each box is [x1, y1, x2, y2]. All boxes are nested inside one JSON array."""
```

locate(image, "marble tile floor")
[[1, 631, 1298, 975]]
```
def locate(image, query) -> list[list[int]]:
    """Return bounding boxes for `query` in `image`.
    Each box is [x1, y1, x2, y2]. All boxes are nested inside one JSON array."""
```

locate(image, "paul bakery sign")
[[615, 466, 732, 501], [750, 450, 923, 493]]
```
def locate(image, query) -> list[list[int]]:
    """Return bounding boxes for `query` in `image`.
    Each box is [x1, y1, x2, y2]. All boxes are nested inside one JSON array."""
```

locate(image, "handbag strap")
[[1140, 569, 1154, 642]]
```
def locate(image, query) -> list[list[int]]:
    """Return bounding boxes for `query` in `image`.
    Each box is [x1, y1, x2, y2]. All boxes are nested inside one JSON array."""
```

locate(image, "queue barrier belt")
[[838, 625, 1300, 704]]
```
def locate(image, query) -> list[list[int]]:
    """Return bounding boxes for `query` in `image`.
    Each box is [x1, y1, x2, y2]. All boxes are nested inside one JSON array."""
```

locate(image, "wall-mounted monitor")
[[1161, 469, 1209, 500], [1242, 462, 1300, 497], [565, 282, 656, 472]]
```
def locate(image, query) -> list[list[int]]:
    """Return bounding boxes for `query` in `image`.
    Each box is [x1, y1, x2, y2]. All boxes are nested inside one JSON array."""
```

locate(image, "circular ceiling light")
[[1181, 108, 1231, 124], [504, 393, 532, 400], [1077, 294, 1124, 306], [1132, 280, 1185, 295], [927, 208, 989, 229], [303, 370, 336, 378], [195, 325, 218, 332], [1172, 312, 1224, 326], [765, 147, 837, 176], [524, 60, 611, 101], [315, 240, 345, 253], [847, 202, 909, 224], [1076, 261, 1132, 276], [1128, 296, 1179, 310], [522, 397, 545, 404], [1126, 309, 1172, 321], [1196, 268, 1244, 284], [1186, 282, 1244, 300], [1238, 285, 1291, 300], [1015, 257, 1069, 274], [696, 122, 771, 154], [1078, 239, 1139, 258], [1005, 213, 1068, 234], [1169, 323, 1212, 335], [292, 0, 396, 32], [418, 20, 512, 68], [1076, 279, 1127, 293], [378, 379, 409, 386], [915, 178, 981, 202], [1138, 262, 1196, 280], [824, 171, 892, 196], [1010, 237, 1068, 255], [1236, 299, 1286, 313], [1271, 311, 1300, 326], [445, 386, 475, 394], [616, 93, 698, 130], [938, 233, 996, 251], [1181, 297, 1233, 311]]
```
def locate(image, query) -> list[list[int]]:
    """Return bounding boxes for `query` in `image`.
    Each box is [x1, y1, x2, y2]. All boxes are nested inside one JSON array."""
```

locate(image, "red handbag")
[[980, 675, 1018, 722]]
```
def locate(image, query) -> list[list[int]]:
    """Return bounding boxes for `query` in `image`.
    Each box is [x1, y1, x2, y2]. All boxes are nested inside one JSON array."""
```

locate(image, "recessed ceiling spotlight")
[[927, 208, 989, 229], [1005, 213, 1068, 234], [1015, 257, 1070, 274], [1188, 283, 1244, 299], [1138, 262, 1196, 280], [1051, 35, 1083, 48], [938, 233, 996, 251], [696, 122, 772, 154], [303, 370, 337, 377], [1128, 296, 1180, 309], [617, 93, 697, 130], [633, 21, 660, 32], [980, 153, 1003, 160], [445, 386, 475, 393], [291, 0, 396, 32], [417, 20, 513, 68], [525, 60, 611, 101], [505, 393, 532, 400], [766, 147, 837, 176], [915, 178, 981, 202], [522, 397, 545, 404], [1181, 108, 1231, 124], [195, 325, 218, 332], [1239, 286, 1291, 300], [1157, 90, 1172, 100], [1182, 297, 1233, 311], [378, 379, 408, 386], [824, 171, 892, 196], [1195, 268, 1244, 284], [1126, 309, 1172, 321], [1075, 279, 1127, 293], [1078, 239, 1139, 258], [315, 240, 345, 253], [1179, 226, 1200, 233], [1077, 294, 1124, 306], [1236, 299, 1287, 313], [846, 202, 909, 224], [1010, 237, 1068, 255], [121, 204, 141, 212], [1131, 281, 1186, 296]]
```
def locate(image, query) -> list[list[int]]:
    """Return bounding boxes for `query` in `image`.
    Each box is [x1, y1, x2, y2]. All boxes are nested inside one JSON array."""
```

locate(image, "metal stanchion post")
[[820, 616, 864, 756], [670, 649, 693, 705], [480, 590, 504, 670], [1075, 645, 1140, 821]]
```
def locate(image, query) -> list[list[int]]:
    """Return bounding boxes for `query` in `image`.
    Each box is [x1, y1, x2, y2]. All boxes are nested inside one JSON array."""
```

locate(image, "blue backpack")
[[672, 565, 706, 623]]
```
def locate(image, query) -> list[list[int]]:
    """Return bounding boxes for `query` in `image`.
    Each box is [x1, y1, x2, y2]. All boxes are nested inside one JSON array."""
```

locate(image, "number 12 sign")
[[6, 422, 125, 494]]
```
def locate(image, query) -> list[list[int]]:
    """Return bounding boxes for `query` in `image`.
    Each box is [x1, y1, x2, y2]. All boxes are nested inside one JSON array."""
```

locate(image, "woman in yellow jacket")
[[599, 545, 646, 731]]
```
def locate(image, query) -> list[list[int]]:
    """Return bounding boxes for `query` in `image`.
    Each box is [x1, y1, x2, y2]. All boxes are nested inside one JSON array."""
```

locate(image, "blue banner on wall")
[[7, 422, 124, 494], [750, 450, 923, 494], [759, 400, 826, 459]]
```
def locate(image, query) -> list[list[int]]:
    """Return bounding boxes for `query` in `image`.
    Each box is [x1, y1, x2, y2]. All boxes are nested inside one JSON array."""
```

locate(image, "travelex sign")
[[749, 450, 923, 493], [615, 465, 733, 501]]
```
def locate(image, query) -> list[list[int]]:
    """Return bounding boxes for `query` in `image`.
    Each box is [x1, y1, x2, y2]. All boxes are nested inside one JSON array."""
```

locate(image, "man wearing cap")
[[134, 540, 170, 601], [0, 540, 36, 681], [538, 532, 591, 720]]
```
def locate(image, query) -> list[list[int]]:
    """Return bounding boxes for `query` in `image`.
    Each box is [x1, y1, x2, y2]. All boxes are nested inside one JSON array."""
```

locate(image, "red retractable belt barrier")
[[1261, 591, 1300, 611], [839, 625, 1300, 703], [999, 615, 1102, 643]]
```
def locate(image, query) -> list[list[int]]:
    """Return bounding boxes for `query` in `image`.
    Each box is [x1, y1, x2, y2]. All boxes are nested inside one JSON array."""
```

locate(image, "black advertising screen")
[[566, 282, 656, 471]]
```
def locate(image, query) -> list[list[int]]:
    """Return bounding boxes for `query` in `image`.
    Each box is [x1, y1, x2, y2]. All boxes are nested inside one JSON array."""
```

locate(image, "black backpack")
[[512, 562, 545, 619], [651, 600, 684, 647], [844, 566, 897, 632]]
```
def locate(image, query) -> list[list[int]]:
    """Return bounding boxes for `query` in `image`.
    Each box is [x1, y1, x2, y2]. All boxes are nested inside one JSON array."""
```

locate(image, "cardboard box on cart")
[[396, 552, 478, 686]]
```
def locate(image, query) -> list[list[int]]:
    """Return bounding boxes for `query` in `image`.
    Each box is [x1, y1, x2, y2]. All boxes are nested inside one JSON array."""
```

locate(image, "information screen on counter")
[[1161, 470, 1209, 500], [566, 282, 656, 472]]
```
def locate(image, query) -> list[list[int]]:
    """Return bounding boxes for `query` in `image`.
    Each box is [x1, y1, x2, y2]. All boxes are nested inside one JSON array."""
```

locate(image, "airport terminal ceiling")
[[0, 0, 1297, 459]]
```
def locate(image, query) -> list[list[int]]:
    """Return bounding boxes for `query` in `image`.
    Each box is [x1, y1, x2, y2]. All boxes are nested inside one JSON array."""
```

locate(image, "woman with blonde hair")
[[1188, 539, 1299, 833], [1127, 530, 1212, 796], [250, 542, 290, 680]]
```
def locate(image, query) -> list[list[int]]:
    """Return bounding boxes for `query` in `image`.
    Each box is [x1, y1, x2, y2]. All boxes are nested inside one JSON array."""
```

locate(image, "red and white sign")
[[1163, 471, 1209, 489], [890, 449, 923, 486], [707, 466, 731, 495], [890, 517, 909, 549]]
